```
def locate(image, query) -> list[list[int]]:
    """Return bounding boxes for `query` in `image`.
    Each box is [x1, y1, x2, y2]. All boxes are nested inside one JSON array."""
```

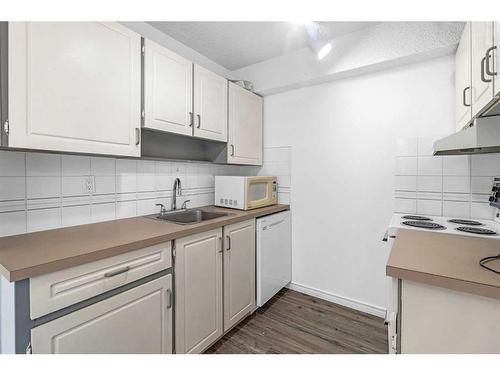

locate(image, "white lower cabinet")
[[400, 280, 500, 354], [174, 228, 224, 354], [223, 219, 256, 332], [31, 274, 173, 354], [174, 221, 256, 353]]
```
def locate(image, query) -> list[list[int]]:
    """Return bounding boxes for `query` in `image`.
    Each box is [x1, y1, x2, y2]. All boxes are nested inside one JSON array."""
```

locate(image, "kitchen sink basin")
[[150, 209, 232, 225]]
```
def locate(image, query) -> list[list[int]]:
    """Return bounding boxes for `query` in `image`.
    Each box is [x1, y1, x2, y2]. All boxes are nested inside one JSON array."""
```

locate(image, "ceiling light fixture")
[[303, 22, 332, 60]]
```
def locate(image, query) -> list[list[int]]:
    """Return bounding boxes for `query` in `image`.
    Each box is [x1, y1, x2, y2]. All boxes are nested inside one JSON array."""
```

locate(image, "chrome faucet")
[[172, 178, 182, 210]]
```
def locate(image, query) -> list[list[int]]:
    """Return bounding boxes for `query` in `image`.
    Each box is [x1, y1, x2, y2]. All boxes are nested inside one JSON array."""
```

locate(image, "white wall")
[[264, 55, 456, 314]]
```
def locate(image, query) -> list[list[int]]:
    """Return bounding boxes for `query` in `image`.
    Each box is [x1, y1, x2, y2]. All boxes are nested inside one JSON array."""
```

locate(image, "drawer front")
[[30, 242, 172, 319]]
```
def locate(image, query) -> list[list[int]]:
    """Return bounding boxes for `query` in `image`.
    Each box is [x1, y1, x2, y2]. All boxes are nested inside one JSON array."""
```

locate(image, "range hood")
[[434, 112, 500, 155]]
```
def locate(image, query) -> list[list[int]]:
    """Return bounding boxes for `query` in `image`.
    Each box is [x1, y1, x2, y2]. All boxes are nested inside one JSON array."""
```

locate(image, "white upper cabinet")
[[471, 22, 495, 117], [455, 22, 472, 132], [144, 39, 193, 136], [193, 65, 228, 142], [228, 82, 263, 165], [8, 22, 141, 157], [494, 22, 500, 97]]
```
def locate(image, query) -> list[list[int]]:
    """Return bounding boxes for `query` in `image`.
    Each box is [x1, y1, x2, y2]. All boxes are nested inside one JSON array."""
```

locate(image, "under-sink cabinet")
[[174, 219, 256, 353], [31, 274, 173, 354], [27, 242, 173, 354]]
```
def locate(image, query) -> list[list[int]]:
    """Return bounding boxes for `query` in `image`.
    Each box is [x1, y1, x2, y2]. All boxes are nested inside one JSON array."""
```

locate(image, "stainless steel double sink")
[[148, 208, 232, 225]]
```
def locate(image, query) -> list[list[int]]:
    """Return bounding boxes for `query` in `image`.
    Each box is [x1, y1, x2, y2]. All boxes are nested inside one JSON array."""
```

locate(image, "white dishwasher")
[[256, 210, 291, 307]]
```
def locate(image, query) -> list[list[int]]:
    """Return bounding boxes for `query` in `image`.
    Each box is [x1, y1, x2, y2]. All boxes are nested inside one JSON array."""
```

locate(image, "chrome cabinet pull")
[[226, 235, 231, 251], [485, 46, 497, 76], [481, 56, 492, 83], [166, 289, 172, 309], [104, 266, 130, 278], [230, 144, 235, 156], [189, 112, 193, 127], [135, 128, 140, 146], [197, 114, 201, 128], [462, 86, 471, 107]]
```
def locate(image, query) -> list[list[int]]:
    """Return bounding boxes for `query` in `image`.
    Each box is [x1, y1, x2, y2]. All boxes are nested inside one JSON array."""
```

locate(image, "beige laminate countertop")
[[387, 229, 500, 300], [0, 204, 290, 282]]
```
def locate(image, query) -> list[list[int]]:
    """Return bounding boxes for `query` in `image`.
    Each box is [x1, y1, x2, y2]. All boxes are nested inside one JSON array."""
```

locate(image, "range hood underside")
[[434, 116, 500, 155]]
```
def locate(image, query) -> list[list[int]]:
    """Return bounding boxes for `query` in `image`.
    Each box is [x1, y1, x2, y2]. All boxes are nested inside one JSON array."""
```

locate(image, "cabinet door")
[[8, 22, 141, 157], [144, 39, 193, 136], [494, 22, 500, 97], [31, 275, 173, 354], [471, 22, 495, 117], [223, 219, 256, 332], [175, 228, 223, 354], [228, 82, 263, 165], [193, 65, 228, 142], [455, 22, 472, 132]]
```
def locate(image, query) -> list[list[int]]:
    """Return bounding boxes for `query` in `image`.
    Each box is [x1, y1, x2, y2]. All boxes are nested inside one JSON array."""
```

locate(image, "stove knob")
[[489, 195, 496, 202]]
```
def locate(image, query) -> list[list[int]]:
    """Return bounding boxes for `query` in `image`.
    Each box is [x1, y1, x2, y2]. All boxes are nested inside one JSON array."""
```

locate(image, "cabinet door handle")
[[166, 289, 172, 309], [226, 235, 231, 251], [485, 46, 497, 76], [481, 56, 492, 83], [104, 266, 130, 278], [218, 237, 223, 253], [188, 112, 193, 127], [135, 128, 140, 146], [230, 144, 235, 156], [197, 114, 201, 128], [462, 86, 471, 107]]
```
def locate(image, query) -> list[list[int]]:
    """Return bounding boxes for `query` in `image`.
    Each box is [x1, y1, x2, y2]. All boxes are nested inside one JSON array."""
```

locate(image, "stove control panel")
[[489, 177, 500, 210]]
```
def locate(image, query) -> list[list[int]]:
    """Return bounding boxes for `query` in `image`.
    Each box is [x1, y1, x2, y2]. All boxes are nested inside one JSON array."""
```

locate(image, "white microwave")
[[215, 176, 278, 210]]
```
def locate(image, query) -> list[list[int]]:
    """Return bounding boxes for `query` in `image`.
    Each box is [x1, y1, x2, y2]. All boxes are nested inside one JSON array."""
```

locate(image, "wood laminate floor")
[[206, 289, 388, 354]]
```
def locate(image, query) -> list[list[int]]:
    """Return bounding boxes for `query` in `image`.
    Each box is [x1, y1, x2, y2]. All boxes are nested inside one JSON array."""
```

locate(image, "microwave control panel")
[[272, 181, 277, 198]]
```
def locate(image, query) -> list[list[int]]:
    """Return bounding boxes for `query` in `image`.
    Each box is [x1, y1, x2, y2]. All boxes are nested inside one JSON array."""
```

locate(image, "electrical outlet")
[[84, 176, 96, 194]]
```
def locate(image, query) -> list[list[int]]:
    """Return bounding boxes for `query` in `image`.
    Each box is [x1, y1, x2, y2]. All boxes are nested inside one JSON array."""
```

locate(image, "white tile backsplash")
[[471, 154, 500, 176], [394, 136, 498, 220], [395, 176, 417, 191], [395, 157, 417, 175], [0, 149, 276, 235], [0, 211, 26, 236], [442, 200, 470, 218], [417, 156, 443, 176], [443, 176, 470, 194], [27, 208, 62, 232], [62, 155, 90, 176], [443, 156, 470, 176], [394, 198, 417, 214], [27, 176, 61, 199], [417, 176, 442, 192], [0, 151, 25, 176], [0, 177, 26, 200], [417, 199, 442, 216], [27, 153, 61, 176]]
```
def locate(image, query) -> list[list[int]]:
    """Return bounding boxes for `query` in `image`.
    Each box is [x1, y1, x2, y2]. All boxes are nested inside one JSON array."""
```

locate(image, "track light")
[[303, 22, 332, 60]]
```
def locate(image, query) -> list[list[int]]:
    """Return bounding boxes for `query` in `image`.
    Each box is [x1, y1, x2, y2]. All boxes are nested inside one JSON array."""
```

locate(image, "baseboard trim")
[[287, 282, 386, 318]]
